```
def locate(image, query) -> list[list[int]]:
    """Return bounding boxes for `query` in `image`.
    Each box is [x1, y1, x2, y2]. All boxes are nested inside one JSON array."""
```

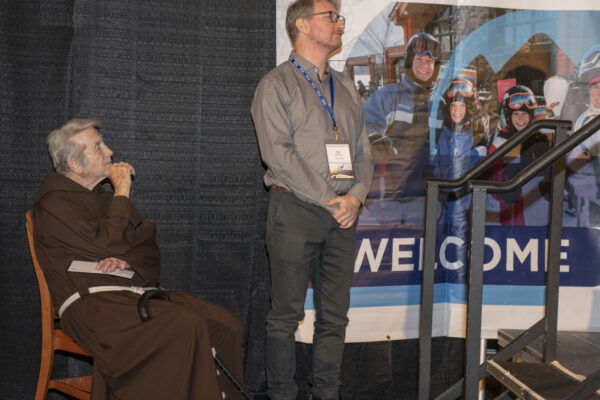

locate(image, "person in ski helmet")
[[489, 85, 549, 225], [443, 79, 477, 129], [501, 85, 537, 133], [433, 78, 487, 267], [404, 32, 442, 89], [361, 32, 443, 225], [566, 44, 600, 226]]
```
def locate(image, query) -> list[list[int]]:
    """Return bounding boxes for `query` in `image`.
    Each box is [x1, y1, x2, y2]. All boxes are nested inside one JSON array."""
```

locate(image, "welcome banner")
[[275, 0, 600, 342]]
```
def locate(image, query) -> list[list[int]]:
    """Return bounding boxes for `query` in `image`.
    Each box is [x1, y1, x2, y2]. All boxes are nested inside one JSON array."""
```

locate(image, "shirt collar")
[[290, 51, 330, 80]]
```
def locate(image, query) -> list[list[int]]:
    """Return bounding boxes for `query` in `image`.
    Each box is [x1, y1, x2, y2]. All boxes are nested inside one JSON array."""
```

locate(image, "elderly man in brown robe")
[[32, 118, 245, 400]]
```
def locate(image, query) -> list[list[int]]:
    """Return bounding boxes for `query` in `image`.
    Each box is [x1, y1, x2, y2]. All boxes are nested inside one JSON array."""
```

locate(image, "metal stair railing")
[[418, 118, 572, 400], [420, 113, 600, 399], [467, 114, 600, 400]]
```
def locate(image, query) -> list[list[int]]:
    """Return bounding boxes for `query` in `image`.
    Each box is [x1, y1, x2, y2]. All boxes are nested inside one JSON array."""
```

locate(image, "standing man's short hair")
[[285, 0, 341, 44], [47, 118, 101, 174]]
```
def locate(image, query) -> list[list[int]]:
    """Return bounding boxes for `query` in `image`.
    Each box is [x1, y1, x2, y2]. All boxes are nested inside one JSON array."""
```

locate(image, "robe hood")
[[36, 172, 105, 204]]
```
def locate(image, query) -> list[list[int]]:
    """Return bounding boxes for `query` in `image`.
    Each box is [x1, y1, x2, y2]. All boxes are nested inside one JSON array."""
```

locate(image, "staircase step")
[[487, 360, 600, 400], [498, 330, 600, 378]]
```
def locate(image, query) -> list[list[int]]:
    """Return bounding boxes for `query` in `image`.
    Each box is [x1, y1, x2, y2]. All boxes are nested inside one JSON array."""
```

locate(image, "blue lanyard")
[[289, 56, 338, 138]]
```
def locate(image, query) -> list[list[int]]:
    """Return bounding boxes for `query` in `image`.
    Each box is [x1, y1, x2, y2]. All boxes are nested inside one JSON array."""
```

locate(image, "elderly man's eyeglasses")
[[312, 11, 345, 24]]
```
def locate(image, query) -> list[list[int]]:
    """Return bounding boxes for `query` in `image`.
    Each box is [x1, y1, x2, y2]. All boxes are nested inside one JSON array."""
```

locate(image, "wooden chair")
[[26, 210, 93, 400]]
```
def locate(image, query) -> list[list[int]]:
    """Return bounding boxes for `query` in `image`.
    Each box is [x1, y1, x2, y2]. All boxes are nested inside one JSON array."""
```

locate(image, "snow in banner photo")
[[275, 0, 600, 342]]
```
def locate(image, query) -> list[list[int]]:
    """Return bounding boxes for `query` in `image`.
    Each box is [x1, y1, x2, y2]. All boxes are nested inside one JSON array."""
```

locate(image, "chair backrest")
[[26, 210, 92, 400], [26, 210, 56, 322]]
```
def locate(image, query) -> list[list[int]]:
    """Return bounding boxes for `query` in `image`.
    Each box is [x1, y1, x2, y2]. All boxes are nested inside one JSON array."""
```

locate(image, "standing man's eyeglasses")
[[312, 11, 345, 25]]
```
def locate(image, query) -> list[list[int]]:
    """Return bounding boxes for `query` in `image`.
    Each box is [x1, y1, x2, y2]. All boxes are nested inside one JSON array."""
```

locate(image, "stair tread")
[[498, 330, 600, 378], [487, 360, 600, 400]]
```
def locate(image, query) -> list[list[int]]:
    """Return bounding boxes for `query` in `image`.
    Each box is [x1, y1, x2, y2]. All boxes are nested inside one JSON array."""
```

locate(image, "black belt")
[[271, 185, 291, 193], [272, 185, 347, 196]]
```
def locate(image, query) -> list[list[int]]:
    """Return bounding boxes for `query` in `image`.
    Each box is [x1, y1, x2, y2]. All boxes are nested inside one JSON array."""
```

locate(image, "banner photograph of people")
[[276, 0, 600, 342]]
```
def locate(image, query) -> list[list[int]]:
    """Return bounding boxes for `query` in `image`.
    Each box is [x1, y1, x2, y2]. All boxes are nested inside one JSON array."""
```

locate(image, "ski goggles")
[[581, 47, 600, 72], [507, 92, 537, 110], [446, 80, 474, 98], [411, 37, 441, 60]]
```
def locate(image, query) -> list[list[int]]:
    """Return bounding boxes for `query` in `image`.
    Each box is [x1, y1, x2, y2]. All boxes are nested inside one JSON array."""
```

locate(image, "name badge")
[[325, 140, 354, 180]]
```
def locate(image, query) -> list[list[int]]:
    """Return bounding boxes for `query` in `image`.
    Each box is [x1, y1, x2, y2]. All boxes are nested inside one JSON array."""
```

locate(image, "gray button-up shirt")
[[251, 51, 373, 213]]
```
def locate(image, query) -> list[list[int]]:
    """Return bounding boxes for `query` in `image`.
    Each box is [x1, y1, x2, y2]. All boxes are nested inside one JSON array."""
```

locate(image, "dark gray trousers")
[[265, 188, 357, 400]]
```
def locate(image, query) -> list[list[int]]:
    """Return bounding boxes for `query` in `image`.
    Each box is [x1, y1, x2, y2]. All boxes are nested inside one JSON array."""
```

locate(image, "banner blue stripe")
[[303, 284, 547, 309]]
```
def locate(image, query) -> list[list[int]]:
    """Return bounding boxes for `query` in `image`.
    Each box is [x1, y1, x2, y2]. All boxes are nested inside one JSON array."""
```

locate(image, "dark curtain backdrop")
[[0, 1, 463, 399]]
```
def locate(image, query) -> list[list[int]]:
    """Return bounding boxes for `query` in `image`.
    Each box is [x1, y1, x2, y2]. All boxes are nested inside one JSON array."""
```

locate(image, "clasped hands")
[[327, 194, 361, 229]]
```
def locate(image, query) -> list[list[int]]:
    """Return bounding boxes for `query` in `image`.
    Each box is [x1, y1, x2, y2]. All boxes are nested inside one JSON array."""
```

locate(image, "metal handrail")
[[428, 119, 572, 189], [469, 114, 600, 193], [458, 114, 600, 400], [417, 116, 600, 400], [418, 119, 573, 400], [465, 114, 600, 400]]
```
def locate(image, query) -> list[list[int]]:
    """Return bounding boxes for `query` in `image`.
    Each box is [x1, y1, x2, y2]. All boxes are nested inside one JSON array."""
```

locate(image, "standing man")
[[251, 1, 373, 399], [363, 32, 442, 225]]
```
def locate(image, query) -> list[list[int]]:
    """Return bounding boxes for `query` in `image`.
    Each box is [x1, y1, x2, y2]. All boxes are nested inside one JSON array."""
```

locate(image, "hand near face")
[[108, 162, 136, 198]]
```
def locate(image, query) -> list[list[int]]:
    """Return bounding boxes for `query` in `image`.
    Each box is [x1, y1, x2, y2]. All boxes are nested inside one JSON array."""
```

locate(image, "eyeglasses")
[[446, 80, 474, 98], [412, 37, 441, 60], [312, 11, 345, 25], [508, 92, 537, 110]]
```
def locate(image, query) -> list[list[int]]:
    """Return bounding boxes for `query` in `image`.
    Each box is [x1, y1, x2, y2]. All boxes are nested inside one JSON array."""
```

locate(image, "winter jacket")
[[364, 75, 443, 200]]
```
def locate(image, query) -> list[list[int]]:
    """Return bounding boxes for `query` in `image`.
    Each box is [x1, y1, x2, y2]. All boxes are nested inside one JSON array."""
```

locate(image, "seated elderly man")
[[32, 118, 245, 399]]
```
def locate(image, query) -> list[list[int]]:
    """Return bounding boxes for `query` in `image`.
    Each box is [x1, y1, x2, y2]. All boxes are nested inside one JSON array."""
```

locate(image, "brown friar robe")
[[33, 172, 244, 400]]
